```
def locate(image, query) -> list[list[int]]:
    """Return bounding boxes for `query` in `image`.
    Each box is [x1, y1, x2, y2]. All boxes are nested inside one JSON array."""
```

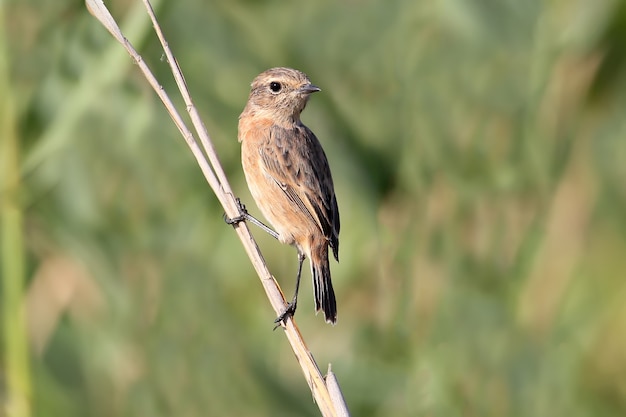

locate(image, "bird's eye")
[[269, 81, 282, 93]]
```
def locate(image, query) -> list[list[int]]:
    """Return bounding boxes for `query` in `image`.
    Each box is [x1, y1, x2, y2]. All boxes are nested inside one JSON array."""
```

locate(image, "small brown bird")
[[232, 67, 340, 325]]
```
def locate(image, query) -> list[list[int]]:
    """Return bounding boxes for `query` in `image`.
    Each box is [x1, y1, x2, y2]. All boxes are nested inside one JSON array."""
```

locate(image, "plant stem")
[[1, 4, 32, 416]]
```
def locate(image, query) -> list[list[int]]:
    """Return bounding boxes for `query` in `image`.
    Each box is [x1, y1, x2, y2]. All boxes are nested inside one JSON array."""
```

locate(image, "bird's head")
[[243, 67, 320, 123]]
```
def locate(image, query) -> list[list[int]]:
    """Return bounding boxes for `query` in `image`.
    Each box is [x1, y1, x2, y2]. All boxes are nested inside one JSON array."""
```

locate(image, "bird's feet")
[[224, 198, 248, 225], [273, 302, 297, 330]]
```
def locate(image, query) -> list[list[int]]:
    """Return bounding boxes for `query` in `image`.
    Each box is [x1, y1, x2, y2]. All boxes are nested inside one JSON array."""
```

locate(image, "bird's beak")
[[298, 84, 321, 95]]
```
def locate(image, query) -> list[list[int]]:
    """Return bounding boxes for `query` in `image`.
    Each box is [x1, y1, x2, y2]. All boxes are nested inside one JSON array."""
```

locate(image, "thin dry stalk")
[[84, 0, 349, 415]]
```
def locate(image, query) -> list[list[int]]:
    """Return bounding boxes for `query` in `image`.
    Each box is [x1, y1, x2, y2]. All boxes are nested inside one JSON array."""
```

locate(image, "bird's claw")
[[273, 302, 297, 330], [224, 213, 245, 225], [224, 198, 249, 225]]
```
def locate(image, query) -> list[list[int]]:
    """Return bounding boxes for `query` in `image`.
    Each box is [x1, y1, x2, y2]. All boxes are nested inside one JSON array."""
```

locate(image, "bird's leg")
[[274, 251, 306, 328], [224, 198, 279, 240]]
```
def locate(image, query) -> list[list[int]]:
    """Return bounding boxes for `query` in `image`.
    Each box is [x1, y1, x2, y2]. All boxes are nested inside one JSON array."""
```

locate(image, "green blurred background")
[[2, 0, 626, 416]]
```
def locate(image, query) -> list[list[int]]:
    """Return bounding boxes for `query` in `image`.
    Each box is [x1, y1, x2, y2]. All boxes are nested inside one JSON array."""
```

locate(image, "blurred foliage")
[[2, 0, 626, 416]]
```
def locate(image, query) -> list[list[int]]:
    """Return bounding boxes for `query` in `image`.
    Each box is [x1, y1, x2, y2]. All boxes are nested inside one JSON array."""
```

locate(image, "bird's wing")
[[259, 124, 340, 260]]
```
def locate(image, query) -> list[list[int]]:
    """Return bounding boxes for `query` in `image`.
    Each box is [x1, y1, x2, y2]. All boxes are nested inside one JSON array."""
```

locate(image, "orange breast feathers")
[[238, 118, 323, 250]]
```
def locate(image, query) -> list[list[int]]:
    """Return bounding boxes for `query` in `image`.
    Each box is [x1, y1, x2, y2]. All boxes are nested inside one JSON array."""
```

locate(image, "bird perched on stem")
[[228, 67, 340, 325]]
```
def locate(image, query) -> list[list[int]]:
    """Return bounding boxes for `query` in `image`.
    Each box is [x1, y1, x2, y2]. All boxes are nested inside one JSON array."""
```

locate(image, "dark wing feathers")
[[260, 125, 340, 259]]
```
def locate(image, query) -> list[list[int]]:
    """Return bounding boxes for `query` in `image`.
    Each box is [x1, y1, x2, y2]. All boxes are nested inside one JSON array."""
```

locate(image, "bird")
[[230, 67, 340, 325]]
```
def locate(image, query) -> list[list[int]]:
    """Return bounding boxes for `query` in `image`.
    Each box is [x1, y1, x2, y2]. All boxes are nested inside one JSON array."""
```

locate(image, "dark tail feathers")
[[311, 249, 337, 324]]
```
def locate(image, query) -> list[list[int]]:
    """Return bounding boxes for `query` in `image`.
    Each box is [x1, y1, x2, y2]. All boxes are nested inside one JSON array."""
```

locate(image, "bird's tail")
[[311, 245, 337, 324]]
